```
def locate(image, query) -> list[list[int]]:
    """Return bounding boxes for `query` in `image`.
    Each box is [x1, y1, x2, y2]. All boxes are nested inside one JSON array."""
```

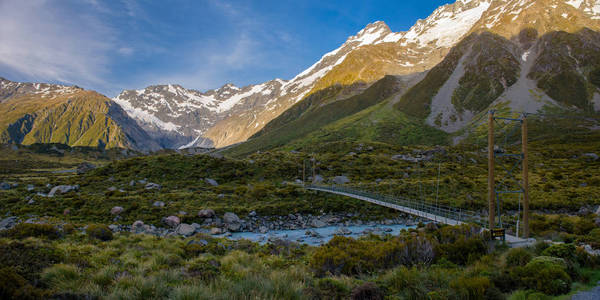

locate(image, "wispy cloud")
[[0, 0, 115, 89]]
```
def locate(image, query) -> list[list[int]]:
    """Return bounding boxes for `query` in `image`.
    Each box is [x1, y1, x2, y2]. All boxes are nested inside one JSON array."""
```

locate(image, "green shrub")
[[187, 259, 220, 282], [436, 236, 487, 265], [518, 256, 572, 295], [86, 224, 113, 241], [315, 278, 349, 300], [505, 248, 533, 267], [350, 282, 383, 300], [450, 276, 491, 300], [541, 243, 575, 260], [0, 223, 60, 240], [0, 241, 63, 282], [0, 267, 46, 300]]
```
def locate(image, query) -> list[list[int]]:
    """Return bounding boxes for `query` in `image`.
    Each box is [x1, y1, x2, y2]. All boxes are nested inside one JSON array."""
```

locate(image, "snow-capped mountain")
[[113, 80, 286, 149], [0, 77, 82, 102], [114, 0, 600, 149]]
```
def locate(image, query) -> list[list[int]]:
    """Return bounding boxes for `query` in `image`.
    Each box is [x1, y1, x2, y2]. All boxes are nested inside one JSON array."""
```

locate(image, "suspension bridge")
[[305, 184, 532, 245]]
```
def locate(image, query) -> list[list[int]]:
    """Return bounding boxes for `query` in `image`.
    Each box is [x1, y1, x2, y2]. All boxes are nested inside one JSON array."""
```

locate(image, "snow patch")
[[404, 0, 490, 48], [566, 0, 584, 9], [113, 97, 181, 132]]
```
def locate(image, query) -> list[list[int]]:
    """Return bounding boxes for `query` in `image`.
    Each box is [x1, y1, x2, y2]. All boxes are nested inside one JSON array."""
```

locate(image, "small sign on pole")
[[491, 228, 506, 241]]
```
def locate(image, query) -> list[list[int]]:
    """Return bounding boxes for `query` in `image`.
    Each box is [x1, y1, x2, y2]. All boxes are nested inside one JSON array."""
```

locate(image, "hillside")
[[0, 78, 160, 151], [225, 75, 418, 156]]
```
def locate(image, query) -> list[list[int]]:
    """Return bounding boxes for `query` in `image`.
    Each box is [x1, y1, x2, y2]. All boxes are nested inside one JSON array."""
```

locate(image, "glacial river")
[[219, 224, 416, 246]]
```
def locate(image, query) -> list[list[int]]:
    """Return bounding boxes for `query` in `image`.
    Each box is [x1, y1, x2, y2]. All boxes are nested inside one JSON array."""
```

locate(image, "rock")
[[209, 152, 224, 159], [129, 180, 135, 186], [191, 223, 201, 230], [0, 182, 10, 190], [332, 176, 350, 185], [334, 227, 352, 235], [223, 212, 240, 224], [153, 201, 165, 207], [107, 186, 117, 192], [0, 216, 18, 230], [198, 209, 215, 218], [145, 183, 161, 190], [294, 179, 303, 184], [227, 222, 241, 232], [163, 216, 181, 227], [313, 175, 324, 184], [204, 178, 219, 186], [176, 224, 195, 236], [63, 209, 70, 216], [248, 210, 257, 217], [108, 224, 119, 232], [595, 206, 600, 216], [384, 228, 393, 232], [48, 185, 79, 197], [188, 239, 208, 246], [27, 199, 35, 205], [76, 162, 96, 174], [578, 207, 591, 216], [310, 219, 327, 228], [110, 206, 124, 215], [583, 153, 599, 161], [210, 227, 222, 235], [131, 220, 147, 233], [27, 184, 35, 191], [259, 226, 269, 234]]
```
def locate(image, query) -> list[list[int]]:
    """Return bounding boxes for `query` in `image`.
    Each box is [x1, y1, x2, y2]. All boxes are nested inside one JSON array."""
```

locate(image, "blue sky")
[[0, 0, 453, 97]]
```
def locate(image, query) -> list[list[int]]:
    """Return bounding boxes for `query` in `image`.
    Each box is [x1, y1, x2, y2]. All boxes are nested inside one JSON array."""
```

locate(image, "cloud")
[[0, 0, 115, 89]]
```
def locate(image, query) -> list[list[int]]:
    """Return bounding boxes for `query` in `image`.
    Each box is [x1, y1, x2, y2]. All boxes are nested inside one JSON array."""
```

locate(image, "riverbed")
[[219, 223, 416, 246]]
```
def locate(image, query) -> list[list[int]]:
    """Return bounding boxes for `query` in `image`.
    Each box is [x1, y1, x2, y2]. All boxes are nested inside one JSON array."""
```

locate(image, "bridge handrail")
[[306, 184, 486, 227]]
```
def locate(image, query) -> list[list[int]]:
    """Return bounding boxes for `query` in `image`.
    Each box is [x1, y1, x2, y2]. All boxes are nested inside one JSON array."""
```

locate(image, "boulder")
[[0, 182, 11, 190], [210, 227, 222, 235], [259, 226, 269, 234], [110, 206, 124, 215], [313, 175, 324, 184], [0, 216, 18, 230], [76, 162, 96, 174], [310, 219, 327, 228], [26, 184, 35, 191], [198, 209, 216, 218], [48, 185, 79, 197], [223, 212, 240, 224], [153, 201, 165, 208], [248, 210, 257, 217], [129, 180, 135, 186], [334, 227, 352, 235], [145, 183, 161, 190], [27, 199, 35, 205], [131, 220, 148, 234], [107, 186, 117, 192], [332, 176, 350, 185], [227, 222, 241, 232], [176, 224, 195, 236], [583, 153, 599, 161], [204, 178, 219, 186], [163, 215, 181, 228]]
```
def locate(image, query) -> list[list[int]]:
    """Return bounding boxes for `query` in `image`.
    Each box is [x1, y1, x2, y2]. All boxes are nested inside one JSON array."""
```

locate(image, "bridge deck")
[[306, 186, 532, 246]]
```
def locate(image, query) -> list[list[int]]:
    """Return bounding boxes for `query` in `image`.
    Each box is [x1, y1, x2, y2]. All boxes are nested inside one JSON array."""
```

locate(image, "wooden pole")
[[303, 160, 306, 186], [488, 111, 495, 230], [522, 115, 530, 238]]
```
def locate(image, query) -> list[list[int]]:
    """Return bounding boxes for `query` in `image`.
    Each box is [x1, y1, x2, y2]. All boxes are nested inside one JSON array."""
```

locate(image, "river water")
[[219, 223, 416, 246]]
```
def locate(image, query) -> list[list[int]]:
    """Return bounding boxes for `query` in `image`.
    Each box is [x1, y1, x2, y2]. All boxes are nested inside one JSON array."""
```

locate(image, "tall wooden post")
[[488, 111, 495, 230], [522, 115, 530, 238], [302, 160, 306, 186]]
